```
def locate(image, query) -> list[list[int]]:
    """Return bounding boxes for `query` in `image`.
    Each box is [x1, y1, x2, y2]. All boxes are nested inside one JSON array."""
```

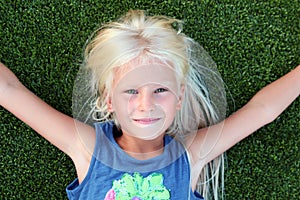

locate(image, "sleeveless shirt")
[[66, 121, 204, 200]]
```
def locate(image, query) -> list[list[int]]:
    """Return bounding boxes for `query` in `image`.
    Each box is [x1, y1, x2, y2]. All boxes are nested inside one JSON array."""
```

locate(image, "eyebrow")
[[126, 81, 177, 88]]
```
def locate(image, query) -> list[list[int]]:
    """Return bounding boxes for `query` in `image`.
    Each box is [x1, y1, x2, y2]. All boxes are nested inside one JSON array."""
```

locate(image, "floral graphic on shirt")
[[104, 172, 170, 200]]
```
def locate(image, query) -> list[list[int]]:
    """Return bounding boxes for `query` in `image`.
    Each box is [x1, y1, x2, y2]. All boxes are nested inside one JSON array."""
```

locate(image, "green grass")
[[0, 0, 299, 199]]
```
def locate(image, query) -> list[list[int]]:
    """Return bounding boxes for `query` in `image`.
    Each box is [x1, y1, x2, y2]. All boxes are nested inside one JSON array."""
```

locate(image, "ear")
[[176, 84, 185, 110], [176, 101, 182, 110], [107, 96, 114, 112]]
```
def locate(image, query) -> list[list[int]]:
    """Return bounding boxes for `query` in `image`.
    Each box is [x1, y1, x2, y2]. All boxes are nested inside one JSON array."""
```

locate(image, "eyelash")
[[125, 89, 138, 94], [125, 88, 168, 94], [154, 88, 168, 93]]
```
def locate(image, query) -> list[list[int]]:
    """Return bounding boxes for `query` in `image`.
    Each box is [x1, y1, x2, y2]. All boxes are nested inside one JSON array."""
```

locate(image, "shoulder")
[[72, 121, 116, 183], [70, 121, 96, 183]]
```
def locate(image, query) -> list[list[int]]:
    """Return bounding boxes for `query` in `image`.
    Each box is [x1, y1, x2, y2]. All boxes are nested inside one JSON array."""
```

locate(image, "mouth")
[[132, 118, 161, 125]]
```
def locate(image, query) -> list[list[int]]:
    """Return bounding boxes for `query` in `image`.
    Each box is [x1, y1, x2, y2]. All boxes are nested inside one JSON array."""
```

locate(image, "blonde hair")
[[83, 10, 226, 199]]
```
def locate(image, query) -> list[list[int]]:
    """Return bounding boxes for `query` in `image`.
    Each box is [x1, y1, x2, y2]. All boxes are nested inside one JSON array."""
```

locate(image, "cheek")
[[111, 95, 136, 116], [156, 96, 178, 113], [110, 95, 123, 111], [124, 96, 139, 113]]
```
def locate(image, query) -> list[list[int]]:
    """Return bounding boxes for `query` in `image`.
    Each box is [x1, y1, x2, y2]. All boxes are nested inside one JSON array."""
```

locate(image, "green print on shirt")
[[105, 172, 171, 200]]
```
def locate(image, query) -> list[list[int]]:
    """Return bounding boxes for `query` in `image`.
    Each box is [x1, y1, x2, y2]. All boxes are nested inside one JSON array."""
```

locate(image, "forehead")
[[113, 63, 178, 88]]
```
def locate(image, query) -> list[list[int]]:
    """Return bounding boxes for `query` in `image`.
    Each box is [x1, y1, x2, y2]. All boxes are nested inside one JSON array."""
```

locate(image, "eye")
[[125, 89, 138, 94], [154, 88, 168, 93]]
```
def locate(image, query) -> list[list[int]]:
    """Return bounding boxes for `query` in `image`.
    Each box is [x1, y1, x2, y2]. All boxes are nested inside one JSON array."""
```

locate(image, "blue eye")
[[125, 89, 138, 94], [154, 88, 168, 93]]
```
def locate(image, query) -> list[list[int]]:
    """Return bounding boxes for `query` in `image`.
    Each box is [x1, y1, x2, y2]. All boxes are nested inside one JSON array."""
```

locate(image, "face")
[[108, 63, 183, 140]]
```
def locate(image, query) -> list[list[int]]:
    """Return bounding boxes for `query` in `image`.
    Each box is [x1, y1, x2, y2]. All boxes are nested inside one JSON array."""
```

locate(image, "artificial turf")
[[0, 0, 299, 199]]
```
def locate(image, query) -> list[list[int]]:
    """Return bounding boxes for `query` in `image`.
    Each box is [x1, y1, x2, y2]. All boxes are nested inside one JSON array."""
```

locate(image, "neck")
[[115, 133, 164, 160]]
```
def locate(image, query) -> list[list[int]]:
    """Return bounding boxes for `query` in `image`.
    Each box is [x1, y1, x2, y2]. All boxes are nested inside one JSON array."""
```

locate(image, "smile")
[[132, 118, 161, 125]]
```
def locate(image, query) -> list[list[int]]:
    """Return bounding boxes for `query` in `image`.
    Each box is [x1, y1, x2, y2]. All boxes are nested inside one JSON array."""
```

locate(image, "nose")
[[137, 90, 155, 112]]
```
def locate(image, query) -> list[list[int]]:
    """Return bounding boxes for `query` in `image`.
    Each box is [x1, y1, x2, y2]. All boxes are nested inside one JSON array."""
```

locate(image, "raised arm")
[[0, 63, 95, 172], [190, 65, 300, 164]]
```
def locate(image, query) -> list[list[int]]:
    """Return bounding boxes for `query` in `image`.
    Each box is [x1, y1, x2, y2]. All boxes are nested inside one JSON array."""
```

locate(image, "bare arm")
[[190, 65, 300, 164], [0, 63, 95, 181]]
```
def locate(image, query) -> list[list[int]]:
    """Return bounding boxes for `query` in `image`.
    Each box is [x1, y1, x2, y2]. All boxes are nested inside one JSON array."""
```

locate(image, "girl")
[[0, 10, 299, 200]]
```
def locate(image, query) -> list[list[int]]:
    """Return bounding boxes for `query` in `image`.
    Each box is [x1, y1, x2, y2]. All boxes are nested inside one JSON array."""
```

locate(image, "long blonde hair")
[[82, 10, 226, 199]]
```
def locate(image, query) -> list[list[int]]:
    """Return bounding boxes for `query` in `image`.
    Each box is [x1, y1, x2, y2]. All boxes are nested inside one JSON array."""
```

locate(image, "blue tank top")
[[66, 122, 204, 200]]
